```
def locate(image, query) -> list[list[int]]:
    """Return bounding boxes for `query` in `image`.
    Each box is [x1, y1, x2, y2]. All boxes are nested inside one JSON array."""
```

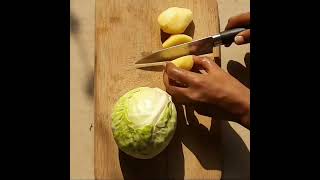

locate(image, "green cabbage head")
[[111, 87, 177, 159]]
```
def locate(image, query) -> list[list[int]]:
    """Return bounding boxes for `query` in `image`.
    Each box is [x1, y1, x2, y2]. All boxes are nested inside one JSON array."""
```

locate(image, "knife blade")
[[135, 28, 247, 68]]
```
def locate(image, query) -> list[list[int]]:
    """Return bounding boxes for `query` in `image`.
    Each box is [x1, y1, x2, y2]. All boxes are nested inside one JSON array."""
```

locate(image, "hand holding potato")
[[159, 8, 250, 129], [163, 56, 250, 129]]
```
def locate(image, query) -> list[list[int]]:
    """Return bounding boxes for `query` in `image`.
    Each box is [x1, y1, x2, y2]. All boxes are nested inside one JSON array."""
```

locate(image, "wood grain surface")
[[95, 0, 222, 179]]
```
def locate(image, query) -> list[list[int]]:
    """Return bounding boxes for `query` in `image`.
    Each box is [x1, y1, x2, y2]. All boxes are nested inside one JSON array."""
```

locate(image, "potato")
[[171, 55, 194, 71], [162, 45, 190, 59], [158, 7, 193, 34], [162, 34, 192, 48]]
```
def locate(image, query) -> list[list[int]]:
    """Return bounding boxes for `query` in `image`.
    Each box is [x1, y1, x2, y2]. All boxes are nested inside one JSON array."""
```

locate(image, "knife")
[[135, 27, 247, 68]]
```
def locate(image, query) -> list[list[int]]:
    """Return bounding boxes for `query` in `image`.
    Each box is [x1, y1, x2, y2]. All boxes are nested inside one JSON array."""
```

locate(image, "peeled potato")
[[162, 45, 190, 59], [162, 34, 192, 48], [171, 55, 194, 71], [158, 7, 193, 34]]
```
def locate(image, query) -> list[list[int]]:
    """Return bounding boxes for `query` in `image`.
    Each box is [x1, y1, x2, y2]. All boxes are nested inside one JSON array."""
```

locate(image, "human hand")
[[225, 12, 250, 46], [163, 56, 250, 129]]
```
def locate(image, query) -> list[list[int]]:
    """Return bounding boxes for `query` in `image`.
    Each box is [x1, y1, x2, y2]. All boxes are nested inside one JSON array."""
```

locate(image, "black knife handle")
[[220, 27, 249, 45]]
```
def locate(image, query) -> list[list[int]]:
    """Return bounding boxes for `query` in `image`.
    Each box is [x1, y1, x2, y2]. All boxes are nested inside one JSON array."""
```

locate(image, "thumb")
[[234, 29, 250, 45]]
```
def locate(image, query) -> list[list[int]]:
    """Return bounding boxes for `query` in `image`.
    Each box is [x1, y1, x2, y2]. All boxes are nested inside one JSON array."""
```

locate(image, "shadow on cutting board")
[[137, 65, 164, 72], [227, 52, 250, 89], [177, 104, 222, 170], [184, 102, 249, 180], [220, 52, 250, 180], [220, 121, 250, 180], [119, 148, 183, 180]]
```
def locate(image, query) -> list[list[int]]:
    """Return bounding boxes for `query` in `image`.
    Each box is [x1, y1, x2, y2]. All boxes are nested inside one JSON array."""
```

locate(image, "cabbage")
[[111, 87, 177, 159]]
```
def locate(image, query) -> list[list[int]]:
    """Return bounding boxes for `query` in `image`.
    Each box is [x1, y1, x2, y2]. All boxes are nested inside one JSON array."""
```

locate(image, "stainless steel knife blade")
[[134, 28, 247, 67], [135, 35, 218, 65]]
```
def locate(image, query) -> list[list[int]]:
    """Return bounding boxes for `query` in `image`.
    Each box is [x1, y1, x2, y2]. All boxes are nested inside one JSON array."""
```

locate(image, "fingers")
[[165, 63, 197, 85], [234, 29, 250, 45], [224, 12, 250, 47], [163, 70, 190, 103], [225, 12, 250, 30], [192, 56, 218, 73], [163, 57, 220, 104]]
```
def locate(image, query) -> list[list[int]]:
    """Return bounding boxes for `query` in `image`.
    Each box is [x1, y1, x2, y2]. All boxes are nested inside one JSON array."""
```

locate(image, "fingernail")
[[235, 36, 244, 44]]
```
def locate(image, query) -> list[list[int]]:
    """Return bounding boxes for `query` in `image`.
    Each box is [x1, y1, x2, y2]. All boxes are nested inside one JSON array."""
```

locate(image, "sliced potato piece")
[[162, 34, 192, 48], [171, 55, 194, 71], [158, 7, 193, 34]]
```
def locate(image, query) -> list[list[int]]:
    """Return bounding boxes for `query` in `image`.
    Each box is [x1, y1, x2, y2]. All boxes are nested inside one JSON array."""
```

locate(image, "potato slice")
[[171, 55, 194, 71], [158, 7, 193, 34], [162, 34, 192, 48]]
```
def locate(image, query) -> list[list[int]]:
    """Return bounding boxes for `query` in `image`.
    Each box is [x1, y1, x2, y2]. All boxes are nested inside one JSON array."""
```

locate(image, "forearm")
[[233, 90, 250, 129], [239, 109, 250, 129], [220, 87, 250, 129]]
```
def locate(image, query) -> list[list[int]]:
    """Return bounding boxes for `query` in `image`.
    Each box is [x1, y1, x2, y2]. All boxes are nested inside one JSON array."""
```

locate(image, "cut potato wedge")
[[158, 7, 193, 34], [162, 34, 192, 48], [171, 55, 194, 71]]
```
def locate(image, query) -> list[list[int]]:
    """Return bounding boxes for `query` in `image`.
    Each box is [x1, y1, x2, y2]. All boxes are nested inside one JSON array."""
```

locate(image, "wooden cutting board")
[[95, 0, 222, 179]]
